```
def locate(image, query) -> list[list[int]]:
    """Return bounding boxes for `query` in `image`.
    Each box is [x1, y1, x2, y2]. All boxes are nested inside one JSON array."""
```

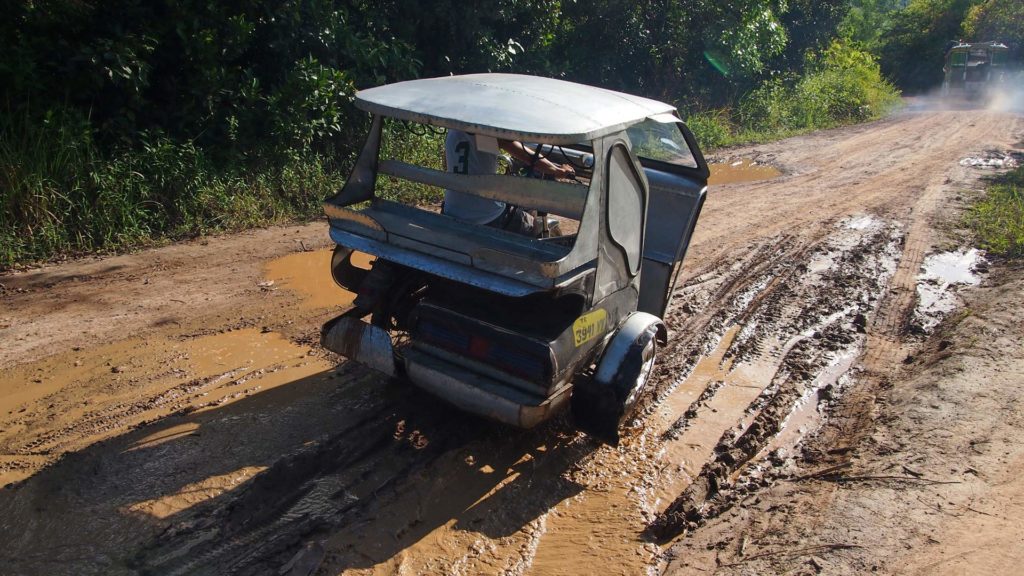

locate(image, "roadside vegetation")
[[970, 166, 1024, 258], [686, 40, 901, 148], [0, 0, 1021, 268]]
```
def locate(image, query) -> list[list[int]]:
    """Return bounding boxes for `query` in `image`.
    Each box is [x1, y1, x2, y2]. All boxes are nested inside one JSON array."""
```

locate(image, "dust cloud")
[[987, 74, 1024, 113], [903, 73, 1024, 114]]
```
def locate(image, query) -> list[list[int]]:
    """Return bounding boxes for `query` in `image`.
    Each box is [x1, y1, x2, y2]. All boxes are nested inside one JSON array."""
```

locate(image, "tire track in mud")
[[646, 217, 902, 541], [130, 380, 590, 576], [133, 401, 449, 576], [149, 213, 905, 569], [11, 368, 248, 458], [0, 328, 331, 483], [128, 120, 950, 574], [110, 238, 824, 575], [508, 216, 902, 573], [1, 111, 1019, 574]]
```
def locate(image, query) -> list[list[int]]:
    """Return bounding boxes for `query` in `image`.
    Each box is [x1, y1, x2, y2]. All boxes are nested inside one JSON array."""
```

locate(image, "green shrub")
[[685, 110, 737, 150], [737, 78, 796, 133], [0, 106, 96, 263], [691, 41, 901, 150], [792, 41, 901, 128]]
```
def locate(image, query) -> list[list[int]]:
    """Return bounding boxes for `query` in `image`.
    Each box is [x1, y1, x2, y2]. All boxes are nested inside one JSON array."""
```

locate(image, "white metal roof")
[[355, 73, 678, 144]]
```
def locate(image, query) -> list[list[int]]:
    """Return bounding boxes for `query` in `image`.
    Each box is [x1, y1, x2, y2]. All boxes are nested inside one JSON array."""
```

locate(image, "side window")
[[626, 119, 698, 169], [606, 144, 645, 276]]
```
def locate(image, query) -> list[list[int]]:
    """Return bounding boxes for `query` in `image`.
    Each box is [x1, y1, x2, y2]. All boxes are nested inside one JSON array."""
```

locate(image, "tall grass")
[[0, 107, 344, 269], [970, 167, 1024, 258]]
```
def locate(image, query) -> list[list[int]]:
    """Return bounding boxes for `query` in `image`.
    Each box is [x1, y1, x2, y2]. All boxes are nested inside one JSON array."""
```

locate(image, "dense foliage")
[[868, 0, 1023, 92], [876, 0, 982, 91], [963, 0, 1024, 52], [687, 41, 900, 148], [0, 0, 939, 267]]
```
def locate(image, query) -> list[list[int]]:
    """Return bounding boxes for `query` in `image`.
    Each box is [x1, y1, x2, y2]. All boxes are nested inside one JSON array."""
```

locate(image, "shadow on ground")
[[0, 362, 591, 575]]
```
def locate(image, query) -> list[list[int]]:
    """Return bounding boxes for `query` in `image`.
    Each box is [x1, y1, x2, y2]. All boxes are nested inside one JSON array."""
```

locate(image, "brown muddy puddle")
[[263, 248, 372, 310], [0, 327, 334, 485], [708, 158, 782, 185]]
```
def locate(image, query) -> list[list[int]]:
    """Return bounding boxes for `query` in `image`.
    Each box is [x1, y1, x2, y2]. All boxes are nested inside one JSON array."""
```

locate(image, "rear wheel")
[[572, 325, 660, 446], [621, 338, 657, 412]]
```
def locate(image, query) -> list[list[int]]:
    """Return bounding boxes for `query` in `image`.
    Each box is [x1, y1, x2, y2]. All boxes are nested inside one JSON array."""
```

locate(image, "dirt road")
[[1, 105, 1022, 575]]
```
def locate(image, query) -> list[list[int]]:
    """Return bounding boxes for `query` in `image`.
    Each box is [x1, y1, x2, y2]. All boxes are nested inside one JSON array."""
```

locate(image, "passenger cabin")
[[324, 74, 708, 319]]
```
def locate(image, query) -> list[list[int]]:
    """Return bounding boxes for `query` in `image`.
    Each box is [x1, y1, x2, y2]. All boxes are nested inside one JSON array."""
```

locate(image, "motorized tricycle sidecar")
[[320, 74, 708, 444]]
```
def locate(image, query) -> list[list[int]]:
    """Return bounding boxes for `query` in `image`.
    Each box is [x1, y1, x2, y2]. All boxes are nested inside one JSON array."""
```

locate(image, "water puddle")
[[915, 248, 984, 331], [843, 214, 884, 232], [921, 249, 982, 285], [263, 249, 373, 309], [959, 153, 1019, 169], [708, 159, 782, 185]]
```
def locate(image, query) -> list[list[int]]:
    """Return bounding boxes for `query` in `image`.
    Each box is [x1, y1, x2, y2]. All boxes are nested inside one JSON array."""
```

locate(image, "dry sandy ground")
[[0, 103, 1022, 575]]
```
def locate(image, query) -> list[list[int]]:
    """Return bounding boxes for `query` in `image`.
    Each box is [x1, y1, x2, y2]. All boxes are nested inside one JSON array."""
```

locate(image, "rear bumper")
[[403, 347, 570, 428], [321, 314, 569, 427]]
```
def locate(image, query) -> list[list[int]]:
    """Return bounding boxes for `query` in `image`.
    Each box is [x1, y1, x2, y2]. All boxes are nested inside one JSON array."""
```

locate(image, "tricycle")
[[321, 74, 707, 444]]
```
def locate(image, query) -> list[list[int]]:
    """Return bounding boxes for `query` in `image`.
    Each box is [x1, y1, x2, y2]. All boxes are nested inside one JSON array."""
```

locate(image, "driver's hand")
[[551, 163, 575, 179]]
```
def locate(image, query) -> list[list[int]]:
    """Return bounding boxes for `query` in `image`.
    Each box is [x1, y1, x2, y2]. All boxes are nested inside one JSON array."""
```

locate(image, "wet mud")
[[162, 212, 906, 575], [1, 109, 1020, 575], [0, 328, 333, 486], [649, 217, 901, 540]]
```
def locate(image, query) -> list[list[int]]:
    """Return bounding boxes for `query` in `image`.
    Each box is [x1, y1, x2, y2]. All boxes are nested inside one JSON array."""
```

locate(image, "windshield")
[[626, 119, 698, 169]]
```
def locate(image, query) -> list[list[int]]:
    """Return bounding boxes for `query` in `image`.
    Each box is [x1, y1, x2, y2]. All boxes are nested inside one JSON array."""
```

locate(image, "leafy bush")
[[794, 41, 902, 127], [693, 41, 901, 149], [684, 110, 738, 150], [0, 106, 96, 264], [737, 78, 797, 133]]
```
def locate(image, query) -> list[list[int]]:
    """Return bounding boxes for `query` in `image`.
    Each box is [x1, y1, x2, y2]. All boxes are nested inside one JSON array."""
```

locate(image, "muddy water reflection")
[[708, 159, 782, 185], [264, 249, 373, 309]]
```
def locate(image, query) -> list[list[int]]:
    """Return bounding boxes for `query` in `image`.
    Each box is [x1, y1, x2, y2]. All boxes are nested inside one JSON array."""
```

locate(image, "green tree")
[[877, 0, 982, 91], [839, 0, 901, 51], [963, 0, 1024, 49]]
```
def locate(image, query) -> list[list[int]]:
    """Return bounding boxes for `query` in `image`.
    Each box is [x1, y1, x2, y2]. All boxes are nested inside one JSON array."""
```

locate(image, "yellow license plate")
[[573, 309, 608, 347]]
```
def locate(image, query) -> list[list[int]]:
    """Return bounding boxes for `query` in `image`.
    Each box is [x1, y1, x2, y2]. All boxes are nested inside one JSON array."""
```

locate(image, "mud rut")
[[0, 108, 1020, 575]]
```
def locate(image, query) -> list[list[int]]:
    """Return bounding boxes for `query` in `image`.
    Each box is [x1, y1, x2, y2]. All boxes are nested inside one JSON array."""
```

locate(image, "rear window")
[[626, 119, 698, 169]]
